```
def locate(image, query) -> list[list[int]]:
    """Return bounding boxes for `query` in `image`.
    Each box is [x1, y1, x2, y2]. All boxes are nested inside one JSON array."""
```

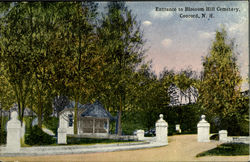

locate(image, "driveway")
[[0, 134, 249, 161]]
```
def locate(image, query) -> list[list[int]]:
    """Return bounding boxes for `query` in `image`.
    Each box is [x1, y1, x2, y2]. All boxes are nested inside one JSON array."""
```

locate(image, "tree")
[[0, 64, 15, 142], [50, 2, 101, 134], [53, 96, 70, 116], [98, 2, 145, 135], [174, 68, 199, 104], [198, 28, 242, 133], [0, 2, 38, 124]]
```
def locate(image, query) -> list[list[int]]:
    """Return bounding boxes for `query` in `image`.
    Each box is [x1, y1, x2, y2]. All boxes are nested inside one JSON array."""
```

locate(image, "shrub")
[[0, 130, 6, 145], [25, 125, 56, 145], [168, 124, 176, 136], [43, 117, 59, 136], [210, 133, 219, 140]]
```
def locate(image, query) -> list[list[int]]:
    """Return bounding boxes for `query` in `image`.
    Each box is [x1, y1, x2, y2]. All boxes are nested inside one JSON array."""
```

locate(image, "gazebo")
[[58, 100, 114, 136]]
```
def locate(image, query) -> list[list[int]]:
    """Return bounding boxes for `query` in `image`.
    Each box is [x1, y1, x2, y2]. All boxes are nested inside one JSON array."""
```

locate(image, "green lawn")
[[22, 137, 141, 147], [67, 137, 139, 145], [196, 143, 249, 157]]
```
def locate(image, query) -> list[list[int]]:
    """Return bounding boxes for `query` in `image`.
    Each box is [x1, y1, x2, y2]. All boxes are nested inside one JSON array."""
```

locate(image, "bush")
[[43, 117, 59, 136], [25, 125, 56, 145], [210, 133, 219, 140], [168, 124, 176, 136], [0, 130, 6, 145]]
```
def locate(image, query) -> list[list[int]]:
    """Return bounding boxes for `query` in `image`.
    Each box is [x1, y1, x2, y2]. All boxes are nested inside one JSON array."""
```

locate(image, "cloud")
[[227, 17, 247, 35], [142, 20, 152, 26], [161, 38, 172, 47], [150, 10, 173, 18], [198, 31, 215, 39]]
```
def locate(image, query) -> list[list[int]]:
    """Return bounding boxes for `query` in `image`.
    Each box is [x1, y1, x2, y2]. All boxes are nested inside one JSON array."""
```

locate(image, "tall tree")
[[99, 2, 145, 135], [0, 2, 37, 124], [50, 2, 101, 134], [198, 28, 242, 132]]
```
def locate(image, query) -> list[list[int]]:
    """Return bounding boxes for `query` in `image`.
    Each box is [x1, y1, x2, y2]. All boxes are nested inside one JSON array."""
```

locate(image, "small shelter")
[[58, 101, 114, 136]]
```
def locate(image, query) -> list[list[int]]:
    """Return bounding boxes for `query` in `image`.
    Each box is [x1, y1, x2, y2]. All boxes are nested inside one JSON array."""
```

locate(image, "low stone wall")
[[227, 136, 250, 144], [218, 130, 250, 144]]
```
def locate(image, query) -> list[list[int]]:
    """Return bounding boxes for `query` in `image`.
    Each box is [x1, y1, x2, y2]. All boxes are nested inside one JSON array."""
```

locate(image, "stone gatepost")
[[137, 130, 144, 140], [176, 124, 181, 133], [219, 130, 228, 142], [155, 114, 168, 144], [6, 111, 21, 152], [197, 115, 210, 142], [57, 127, 67, 144]]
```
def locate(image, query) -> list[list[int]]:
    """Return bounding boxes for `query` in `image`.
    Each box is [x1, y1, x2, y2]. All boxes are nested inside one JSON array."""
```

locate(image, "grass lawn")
[[22, 137, 141, 147], [66, 137, 140, 145], [196, 143, 249, 157]]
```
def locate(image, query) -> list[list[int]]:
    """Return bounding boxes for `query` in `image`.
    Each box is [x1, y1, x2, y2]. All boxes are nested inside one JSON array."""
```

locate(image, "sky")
[[99, 2, 248, 90]]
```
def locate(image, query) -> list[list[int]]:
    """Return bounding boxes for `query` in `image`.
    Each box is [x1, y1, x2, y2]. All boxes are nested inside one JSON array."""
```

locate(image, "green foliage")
[[120, 103, 200, 135], [121, 110, 146, 135], [0, 116, 8, 145], [196, 143, 249, 157], [23, 116, 35, 132], [97, 2, 145, 135], [25, 125, 56, 145], [210, 134, 219, 140], [0, 130, 6, 145], [165, 104, 200, 134], [0, 2, 211, 139], [198, 28, 243, 134], [43, 117, 59, 135], [67, 137, 137, 145]]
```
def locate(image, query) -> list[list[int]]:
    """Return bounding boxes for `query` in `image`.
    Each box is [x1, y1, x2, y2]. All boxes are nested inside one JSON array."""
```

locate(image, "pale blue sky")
[[99, 2, 248, 90]]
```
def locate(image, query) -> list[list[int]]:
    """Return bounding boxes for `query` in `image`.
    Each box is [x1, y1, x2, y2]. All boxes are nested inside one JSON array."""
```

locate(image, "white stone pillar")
[[6, 111, 21, 152], [155, 114, 168, 145], [137, 130, 144, 140], [219, 130, 228, 142], [176, 124, 181, 133], [197, 115, 210, 142], [57, 127, 67, 144]]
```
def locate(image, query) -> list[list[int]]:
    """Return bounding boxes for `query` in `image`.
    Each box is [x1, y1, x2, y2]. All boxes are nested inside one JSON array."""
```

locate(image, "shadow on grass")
[[196, 143, 249, 157]]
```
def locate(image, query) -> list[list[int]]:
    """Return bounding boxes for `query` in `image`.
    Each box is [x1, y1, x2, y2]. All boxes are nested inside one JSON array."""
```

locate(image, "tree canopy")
[[198, 28, 244, 134]]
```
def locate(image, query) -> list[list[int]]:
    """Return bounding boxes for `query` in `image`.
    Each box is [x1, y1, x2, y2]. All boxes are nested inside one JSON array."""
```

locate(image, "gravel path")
[[0, 134, 249, 161]]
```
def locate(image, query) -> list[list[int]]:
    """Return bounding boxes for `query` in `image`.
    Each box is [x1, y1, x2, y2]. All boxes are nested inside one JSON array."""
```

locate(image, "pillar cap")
[[156, 114, 168, 127], [11, 111, 18, 120], [197, 115, 210, 127], [7, 111, 21, 128], [219, 130, 228, 133]]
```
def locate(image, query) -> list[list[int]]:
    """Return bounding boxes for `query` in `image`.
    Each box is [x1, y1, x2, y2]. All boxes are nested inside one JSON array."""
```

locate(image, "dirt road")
[[0, 134, 249, 161]]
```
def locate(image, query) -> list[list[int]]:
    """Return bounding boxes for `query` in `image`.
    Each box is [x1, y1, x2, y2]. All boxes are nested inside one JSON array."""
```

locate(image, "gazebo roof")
[[81, 101, 115, 120]]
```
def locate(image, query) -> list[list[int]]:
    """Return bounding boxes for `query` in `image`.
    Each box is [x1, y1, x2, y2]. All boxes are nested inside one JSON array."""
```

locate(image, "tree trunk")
[[0, 110, 2, 143], [37, 91, 43, 128], [117, 95, 122, 136], [38, 106, 43, 128], [74, 95, 79, 134]]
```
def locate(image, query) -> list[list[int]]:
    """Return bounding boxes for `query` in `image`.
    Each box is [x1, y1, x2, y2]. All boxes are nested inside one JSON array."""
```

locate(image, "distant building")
[[1, 103, 36, 117], [168, 84, 198, 106], [58, 100, 114, 136]]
